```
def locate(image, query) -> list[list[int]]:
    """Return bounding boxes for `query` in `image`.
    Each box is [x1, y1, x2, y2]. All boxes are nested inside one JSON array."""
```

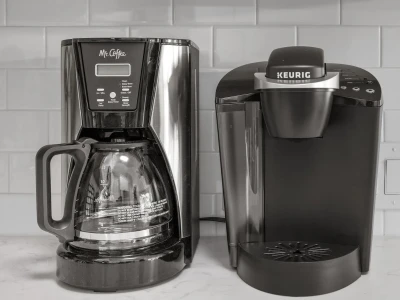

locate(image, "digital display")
[[95, 63, 131, 77]]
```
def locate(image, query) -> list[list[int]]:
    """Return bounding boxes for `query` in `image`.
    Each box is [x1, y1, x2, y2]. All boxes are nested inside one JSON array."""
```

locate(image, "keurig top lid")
[[266, 46, 325, 80]]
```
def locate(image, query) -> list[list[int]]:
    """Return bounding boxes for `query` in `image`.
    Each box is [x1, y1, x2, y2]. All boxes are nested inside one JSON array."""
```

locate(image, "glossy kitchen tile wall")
[[0, 0, 399, 236]]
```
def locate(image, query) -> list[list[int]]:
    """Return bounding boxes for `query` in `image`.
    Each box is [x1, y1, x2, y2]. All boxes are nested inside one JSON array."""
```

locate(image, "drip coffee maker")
[[36, 38, 199, 291]]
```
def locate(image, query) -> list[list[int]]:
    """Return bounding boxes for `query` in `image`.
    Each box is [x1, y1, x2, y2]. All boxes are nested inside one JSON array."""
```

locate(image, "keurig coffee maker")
[[36, 38, 199, 291], [216, 46, 382, 296]]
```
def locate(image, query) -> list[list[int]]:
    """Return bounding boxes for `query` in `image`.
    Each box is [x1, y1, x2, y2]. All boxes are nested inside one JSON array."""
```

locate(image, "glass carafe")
[[74, 141, 172, 249], [36, 139, 174, 251]]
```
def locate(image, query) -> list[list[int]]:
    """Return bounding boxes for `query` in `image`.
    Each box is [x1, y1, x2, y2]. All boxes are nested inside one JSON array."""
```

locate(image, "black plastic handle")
[[36, 139, 95, 242]]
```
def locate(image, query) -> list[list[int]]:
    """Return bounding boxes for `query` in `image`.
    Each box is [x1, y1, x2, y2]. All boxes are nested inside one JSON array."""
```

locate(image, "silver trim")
[[150, 44, 197, 239], [254, 72, 340, 90], [76, 222, 170, 241]]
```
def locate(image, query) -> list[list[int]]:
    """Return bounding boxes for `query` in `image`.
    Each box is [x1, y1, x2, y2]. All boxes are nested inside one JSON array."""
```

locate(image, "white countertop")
[[1, 236, 400, 300]]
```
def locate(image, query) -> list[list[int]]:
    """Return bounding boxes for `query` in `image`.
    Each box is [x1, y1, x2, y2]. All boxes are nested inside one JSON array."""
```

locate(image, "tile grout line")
[[339, 0, 342, 25], [294, 26, 298, 46]]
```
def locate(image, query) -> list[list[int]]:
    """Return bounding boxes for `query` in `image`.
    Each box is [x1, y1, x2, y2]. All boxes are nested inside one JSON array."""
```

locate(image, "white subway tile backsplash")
[[200, 194, 216, 218], [50, 155, 61, 194], [200, 152, 222, 194], [174, 0, 255, 25], [385, 159, 400, 194], [7, 70, 61, 109], [298, 26, 380, 67], [366, 69, 400, 109], [0, 111, 48, 151], [7, 0, 88, 26], [9, 153, 35, 193], [215, 194, 225, 217], [373, 210, 384, 236], [214, 27, 295, 68], [46, 27, 129, 68], [49, 111, 61, 144], [130, 26, 212, 68], [199, 111, 218, 152], [258, 0, 339, 25], [342, 0, 400, 25], [199, 70, 228, 110], [0, 70, 6, 109], [0, 194, 45, 235], [0, 27, 45, 68], [0, 153, 8, 192], [90, 0, 172, 25], [382, 27, 400, 67], [384, 111, 400, 142], [0, 0, 397, 236], [384, 210, 400, 236], [9, 152, 60, 194]]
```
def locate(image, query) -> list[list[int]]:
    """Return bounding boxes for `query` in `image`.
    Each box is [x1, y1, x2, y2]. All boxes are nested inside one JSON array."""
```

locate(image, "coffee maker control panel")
[[80, 42, 145, 111], [327, 63, 381, 104]]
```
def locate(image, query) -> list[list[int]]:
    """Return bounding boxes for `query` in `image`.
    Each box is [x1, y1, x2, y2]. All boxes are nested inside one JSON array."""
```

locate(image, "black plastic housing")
[[266, 46, 325, 79], [261, 89, 334, 138]]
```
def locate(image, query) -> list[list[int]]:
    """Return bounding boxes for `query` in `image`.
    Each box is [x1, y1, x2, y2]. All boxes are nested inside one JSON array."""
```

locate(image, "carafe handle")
[[36, 138, 96, 242]]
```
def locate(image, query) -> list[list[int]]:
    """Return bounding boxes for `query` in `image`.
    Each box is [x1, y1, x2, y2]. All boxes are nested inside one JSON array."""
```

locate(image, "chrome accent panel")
[[254, 72, 340, 90], [61, 45, 82, 202], [150, 45, 197, 239], [76, 222, 171, 241], [216, 101, 264, 267]]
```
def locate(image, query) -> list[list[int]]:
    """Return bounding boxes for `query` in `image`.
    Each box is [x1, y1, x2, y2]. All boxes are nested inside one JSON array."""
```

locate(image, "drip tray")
[[237, 241, 361, 297]]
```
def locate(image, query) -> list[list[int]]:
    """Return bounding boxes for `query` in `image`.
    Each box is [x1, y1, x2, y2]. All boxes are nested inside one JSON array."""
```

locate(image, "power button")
[[110, 92, 116, 98]]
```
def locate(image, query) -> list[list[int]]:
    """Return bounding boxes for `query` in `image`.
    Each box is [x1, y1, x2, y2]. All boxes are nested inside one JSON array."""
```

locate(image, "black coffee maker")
[[36, 38, 199, 291], [216, 46, 382, 296]]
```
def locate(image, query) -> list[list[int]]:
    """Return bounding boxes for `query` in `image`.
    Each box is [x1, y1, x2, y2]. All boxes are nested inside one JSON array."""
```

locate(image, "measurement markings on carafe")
[[114, 199, 169, 223]]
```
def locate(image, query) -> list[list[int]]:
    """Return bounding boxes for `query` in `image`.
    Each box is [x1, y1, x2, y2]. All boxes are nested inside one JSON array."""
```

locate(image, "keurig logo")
[[276, 71, 311, 79], [99, 49, 126, 59]]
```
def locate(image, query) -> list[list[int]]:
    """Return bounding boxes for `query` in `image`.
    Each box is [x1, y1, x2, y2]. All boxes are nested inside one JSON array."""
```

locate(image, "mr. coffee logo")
[[276, 71, 311, 79], [99, 49, 126, 59]]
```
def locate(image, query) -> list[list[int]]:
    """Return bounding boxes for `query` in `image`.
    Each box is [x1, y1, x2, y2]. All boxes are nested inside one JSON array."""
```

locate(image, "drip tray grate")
[[237, 241, 361, 296], [264, 241, 332, 262]]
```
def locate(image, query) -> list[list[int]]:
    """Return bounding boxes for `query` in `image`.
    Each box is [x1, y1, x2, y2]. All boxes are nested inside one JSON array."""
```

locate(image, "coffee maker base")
[[56, 240, 186, 292], [237, 241, 361, 297]]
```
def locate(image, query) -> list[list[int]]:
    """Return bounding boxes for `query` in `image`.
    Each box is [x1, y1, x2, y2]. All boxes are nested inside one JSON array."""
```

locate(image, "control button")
[[122, 99, 129, 102], [110, 92, 116, 98], [366, 89, 375, 94], [353, 87, 360, 92], [97, 88, 104, 91], [341, 86, 347, 90], [97, 99, 104, 102], [122, 88, 129, 92]]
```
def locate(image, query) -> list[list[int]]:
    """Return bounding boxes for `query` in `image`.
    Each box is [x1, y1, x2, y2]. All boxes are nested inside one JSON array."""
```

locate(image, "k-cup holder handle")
[[35, 138, 96, 242]]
